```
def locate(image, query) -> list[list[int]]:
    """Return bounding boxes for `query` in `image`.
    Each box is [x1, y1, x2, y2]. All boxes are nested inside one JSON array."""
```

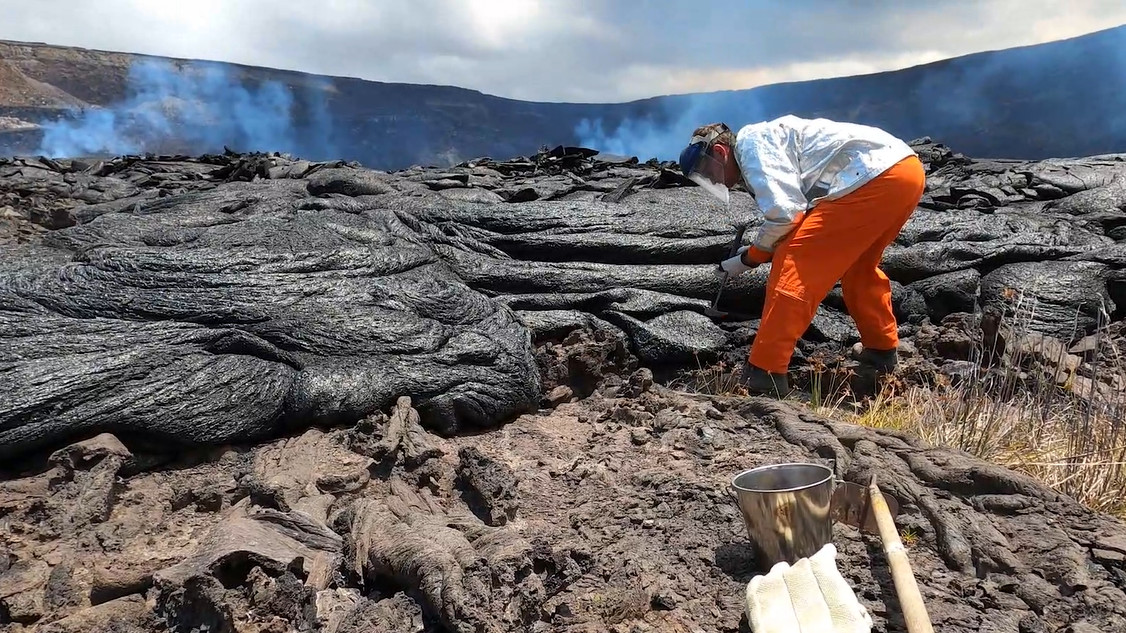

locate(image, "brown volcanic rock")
[[1, 379, 1125, 632], [0, 40, 129, 107], [0, 57, 87, 110]]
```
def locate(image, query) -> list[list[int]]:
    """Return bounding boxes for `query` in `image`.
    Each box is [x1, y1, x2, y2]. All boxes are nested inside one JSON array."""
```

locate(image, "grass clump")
[[814, 293, 1126, 519], [829, 376, 1126, 518], [669, 356, 751, 397], [673, 289, 1126, 519]]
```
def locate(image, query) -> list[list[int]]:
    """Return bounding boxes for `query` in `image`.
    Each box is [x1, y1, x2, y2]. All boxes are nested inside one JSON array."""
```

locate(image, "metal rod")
[[706, 223, 747, 317]]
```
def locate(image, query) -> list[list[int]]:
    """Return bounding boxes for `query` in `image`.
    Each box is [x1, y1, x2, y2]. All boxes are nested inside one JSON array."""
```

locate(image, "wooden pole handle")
[[868, 476, 935, 633]]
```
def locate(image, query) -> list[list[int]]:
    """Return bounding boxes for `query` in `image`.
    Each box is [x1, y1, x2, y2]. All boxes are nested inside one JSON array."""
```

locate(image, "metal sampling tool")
[[706, 222, 747, 319]]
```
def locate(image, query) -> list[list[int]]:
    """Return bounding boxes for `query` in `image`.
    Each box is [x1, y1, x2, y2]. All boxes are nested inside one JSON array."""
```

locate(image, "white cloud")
[[605, 50, 957, 102], [0, 0, 1123, 102]]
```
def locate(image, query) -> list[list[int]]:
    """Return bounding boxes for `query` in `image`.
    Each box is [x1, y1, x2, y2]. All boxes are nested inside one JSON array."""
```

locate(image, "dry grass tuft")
[[668, 356, 750, 397], [813, 292, 1126, 519], [673, 290, 1126, 519], [823, 379, 1126, 518]]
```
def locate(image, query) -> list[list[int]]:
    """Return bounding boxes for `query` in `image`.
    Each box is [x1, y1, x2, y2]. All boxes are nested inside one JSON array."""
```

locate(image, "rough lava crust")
[[1, 139, 1125, 632]]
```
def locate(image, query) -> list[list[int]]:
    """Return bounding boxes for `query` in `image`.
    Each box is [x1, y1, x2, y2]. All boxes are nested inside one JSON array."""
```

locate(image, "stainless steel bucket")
[[731, 462, 835, 571]]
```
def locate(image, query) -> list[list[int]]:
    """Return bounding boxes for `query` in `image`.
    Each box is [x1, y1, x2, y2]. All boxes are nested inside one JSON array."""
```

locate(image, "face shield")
[[679, 141, 730, 205]]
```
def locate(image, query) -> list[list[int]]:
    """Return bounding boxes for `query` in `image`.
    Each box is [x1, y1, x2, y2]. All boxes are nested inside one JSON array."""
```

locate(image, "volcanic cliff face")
[[1, 138, 1126, 632], [3, 24, 1126, 170]]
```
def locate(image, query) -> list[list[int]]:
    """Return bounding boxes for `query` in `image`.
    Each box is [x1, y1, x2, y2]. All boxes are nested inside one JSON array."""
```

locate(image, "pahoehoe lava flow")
[[1, 139, 1126, 632]]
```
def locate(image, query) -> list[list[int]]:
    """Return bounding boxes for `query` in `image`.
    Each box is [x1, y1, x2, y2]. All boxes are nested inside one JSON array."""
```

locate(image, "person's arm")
[[733, 122, 808, 264]]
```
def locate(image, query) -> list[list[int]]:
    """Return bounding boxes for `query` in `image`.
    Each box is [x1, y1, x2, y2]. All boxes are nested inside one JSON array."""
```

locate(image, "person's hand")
[[745, 543, 873, 633], [718, 245, 756, 277]]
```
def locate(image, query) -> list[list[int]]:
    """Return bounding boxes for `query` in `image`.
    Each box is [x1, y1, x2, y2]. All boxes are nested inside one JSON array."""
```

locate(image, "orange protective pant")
[[748, 155, 926, 374]]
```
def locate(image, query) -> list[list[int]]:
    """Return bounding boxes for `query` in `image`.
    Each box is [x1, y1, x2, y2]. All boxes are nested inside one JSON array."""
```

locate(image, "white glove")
[[719, 245, 755, 277], [745, 543, 872, 633]]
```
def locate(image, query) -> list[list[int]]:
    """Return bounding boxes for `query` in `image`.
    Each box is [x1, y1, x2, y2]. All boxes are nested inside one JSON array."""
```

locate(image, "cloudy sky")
[[1, 0, 1125, 103]]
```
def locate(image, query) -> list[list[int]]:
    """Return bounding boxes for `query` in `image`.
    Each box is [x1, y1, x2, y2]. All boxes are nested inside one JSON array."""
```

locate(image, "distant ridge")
[[2, 24, 1126, 169]]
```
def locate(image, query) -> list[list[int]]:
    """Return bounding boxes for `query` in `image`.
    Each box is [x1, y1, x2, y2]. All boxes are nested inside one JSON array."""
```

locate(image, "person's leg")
[[840, 224, 903, 353], [746, 155, 927, 380], [747, 208, 880, 377], [840, 156, 927, 357]]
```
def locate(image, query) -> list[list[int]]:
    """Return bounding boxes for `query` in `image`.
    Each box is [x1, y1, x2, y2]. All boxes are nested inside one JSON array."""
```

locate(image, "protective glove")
[[745, 543, 872, 633], [718, 245, 756, 277]]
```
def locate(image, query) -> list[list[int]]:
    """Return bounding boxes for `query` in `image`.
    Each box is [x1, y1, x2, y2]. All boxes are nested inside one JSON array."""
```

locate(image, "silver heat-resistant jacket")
[[733, 114, 916, 255]]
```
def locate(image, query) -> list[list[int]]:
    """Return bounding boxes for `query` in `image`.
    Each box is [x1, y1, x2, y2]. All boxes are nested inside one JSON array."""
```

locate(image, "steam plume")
[[36, 58, 339, 160], [574, 92, 770, 162]]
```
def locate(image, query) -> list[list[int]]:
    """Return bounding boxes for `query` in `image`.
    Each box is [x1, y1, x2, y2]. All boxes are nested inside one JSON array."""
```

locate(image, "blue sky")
[[1, 0, 1125, 102]]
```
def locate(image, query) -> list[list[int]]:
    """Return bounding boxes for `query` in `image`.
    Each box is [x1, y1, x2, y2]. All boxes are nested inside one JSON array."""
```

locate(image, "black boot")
[[740, 361, 790, 398], [850, 343, 898, 373]]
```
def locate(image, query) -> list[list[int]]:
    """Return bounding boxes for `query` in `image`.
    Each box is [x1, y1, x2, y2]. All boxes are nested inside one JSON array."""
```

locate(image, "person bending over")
[[678, 115, 926, 397]]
